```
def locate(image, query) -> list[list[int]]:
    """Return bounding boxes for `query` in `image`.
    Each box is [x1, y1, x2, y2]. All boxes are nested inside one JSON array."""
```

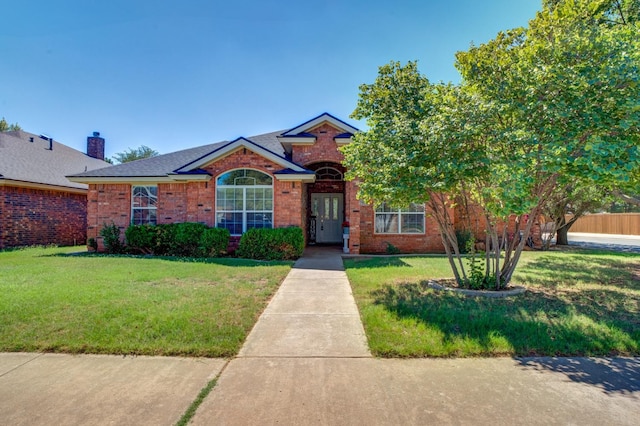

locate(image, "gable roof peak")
[[281, 112, 359, 137]]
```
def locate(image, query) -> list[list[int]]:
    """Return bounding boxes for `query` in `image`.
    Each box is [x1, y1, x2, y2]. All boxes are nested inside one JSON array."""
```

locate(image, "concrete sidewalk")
[[0, 353, 225, 426]]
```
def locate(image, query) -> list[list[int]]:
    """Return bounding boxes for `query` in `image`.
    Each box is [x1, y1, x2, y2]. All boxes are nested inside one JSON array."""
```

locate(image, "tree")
[[540, 181, 614, 248], [0, 117, 21, 132], [343, 0, 639, 288], [111, 145, 159, 164]]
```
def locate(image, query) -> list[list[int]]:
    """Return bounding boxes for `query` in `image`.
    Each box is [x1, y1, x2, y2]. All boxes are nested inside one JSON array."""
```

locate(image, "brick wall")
[[0, 186, 87, 249], [87, 183, 131, 249], [292, 123, 346, 165]]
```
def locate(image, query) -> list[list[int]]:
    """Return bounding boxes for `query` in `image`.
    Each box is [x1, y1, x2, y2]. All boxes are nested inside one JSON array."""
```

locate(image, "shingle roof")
[[0, 130, 111, 190], [67, 113, 359, 180], [68, 130, 289, 179]]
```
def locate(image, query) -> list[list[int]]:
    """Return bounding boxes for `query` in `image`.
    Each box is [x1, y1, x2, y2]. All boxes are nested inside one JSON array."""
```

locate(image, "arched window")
[[315, 166, 343, 181], [216, 169, 273, 235]]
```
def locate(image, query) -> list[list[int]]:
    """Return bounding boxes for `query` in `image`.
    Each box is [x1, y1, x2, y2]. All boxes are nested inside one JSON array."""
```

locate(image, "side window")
[[131, 186, 158, 225]]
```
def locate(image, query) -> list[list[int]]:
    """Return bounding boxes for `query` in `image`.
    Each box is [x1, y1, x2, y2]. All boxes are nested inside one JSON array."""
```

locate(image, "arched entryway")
[[306, 162, 345, 244]]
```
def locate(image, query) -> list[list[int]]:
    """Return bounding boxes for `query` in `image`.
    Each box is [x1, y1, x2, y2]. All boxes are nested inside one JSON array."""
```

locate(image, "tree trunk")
[[556, 226, 569, 245]]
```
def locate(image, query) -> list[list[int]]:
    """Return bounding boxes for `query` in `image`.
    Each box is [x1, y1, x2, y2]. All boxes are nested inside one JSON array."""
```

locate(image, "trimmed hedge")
[[236, 227, 304, 260], [125, 223, 230, 258]]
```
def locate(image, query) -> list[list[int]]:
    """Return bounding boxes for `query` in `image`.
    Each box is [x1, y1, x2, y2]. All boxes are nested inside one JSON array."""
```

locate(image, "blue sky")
[[1, 1, 541, 158]]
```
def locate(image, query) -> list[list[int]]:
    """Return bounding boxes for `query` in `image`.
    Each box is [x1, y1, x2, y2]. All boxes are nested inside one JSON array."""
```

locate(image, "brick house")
[[0, 130, 110, 249], [67, 113, 448, 254]]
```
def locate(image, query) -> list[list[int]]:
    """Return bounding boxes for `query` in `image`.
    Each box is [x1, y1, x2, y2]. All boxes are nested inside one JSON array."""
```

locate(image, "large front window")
[[216, 169, 273, 235], [375, 203, 425, 234], [132, 186, 157, 225]]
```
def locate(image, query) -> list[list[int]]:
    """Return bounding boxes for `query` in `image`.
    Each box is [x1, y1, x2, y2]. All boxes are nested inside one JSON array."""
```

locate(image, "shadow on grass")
[[342, 257, 412, 269], [46, 252, 293, 267], [371, 279, 639, 358], [517, 357, 640, 395], [517, 253, 640, 291]]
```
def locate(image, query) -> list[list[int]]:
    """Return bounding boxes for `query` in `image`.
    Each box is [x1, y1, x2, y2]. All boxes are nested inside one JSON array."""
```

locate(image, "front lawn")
[[0, 246, 291, 357], [344, 249, 640, 357]]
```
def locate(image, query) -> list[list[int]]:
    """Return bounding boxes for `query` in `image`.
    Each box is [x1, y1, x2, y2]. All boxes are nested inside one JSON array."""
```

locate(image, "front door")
[[311, 193, 343, 243]]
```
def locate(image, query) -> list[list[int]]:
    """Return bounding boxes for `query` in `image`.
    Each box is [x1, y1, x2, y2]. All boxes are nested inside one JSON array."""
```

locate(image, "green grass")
[[0, 246, 292, 357], [344, 249, 640, 357]]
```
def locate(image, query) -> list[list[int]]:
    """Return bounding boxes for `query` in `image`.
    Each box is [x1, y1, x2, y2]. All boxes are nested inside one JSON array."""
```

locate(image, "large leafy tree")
[[343, 0, 639, 288], [111, 145, 159, 164]]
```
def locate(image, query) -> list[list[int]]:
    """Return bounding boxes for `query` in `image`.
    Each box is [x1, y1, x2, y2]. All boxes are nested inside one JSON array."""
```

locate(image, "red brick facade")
[[87, 148, 307, 249], [0, 185, 87, 249]]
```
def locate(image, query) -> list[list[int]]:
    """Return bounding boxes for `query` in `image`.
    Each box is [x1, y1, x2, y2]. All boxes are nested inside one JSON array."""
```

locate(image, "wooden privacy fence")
[[566, 213, 640, 235]]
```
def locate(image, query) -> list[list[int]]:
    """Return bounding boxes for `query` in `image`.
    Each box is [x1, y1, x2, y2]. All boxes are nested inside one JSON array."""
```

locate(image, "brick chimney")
[[87, 131, 105, 160]]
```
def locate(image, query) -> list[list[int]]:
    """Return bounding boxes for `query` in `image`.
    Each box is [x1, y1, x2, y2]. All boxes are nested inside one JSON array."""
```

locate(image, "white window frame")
[[215, 169, 274, 236], [131, 185, 158, 225], [374, 203, 425, 235]]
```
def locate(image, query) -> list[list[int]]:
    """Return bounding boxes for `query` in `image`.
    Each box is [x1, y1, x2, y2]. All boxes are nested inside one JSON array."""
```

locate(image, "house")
[[0, 130, 110, 249], [67, 113, 446, 254]]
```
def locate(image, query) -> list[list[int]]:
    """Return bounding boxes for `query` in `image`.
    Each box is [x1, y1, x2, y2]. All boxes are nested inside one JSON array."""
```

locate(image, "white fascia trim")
[[334, 136, 353, 146], [167, 174, 212, 182], [282, 114, 359, 136], [176, 139, 306, 173], [67, 174, 212, 184], [276, 136, 316, 145], [0, 179, 87, 194], [274, 174, 316, 182]]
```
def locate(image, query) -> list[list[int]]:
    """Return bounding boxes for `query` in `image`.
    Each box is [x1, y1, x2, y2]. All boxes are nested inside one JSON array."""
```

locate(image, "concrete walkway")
[[238, 247, 370, 358]]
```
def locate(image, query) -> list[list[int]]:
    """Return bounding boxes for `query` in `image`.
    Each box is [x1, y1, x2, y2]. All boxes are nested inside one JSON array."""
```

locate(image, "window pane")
[[401, 213, 424, 233], [332, 197, 339, 220], [217, 169, 272, 186], [246, 212, 272, 230], [216, 212, 242, 235], [375, 213, 399, 233], [132, 186, 157, 225]]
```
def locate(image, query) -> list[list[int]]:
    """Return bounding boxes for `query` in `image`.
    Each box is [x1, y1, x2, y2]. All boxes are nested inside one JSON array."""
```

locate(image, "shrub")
[[100, 222, 125, 254], [124, 223, 229, 258], [87, 237, 98, 252], [385, 242, 400, 255], [155, 224, 177, 256], [172, 222, 208, 256], [455, 229, 474, 254], [236, 227, 304, 260], [198, 227, 230, 257], [125, 224, 157, 254]]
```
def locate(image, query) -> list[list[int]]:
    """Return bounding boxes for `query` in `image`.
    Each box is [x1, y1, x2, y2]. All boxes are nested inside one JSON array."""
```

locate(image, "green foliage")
[[87, 238, 98, 251], [455, 230, 473, 254], [385, 242, 401, 255], [111, 145, 159, 164], [198, 227, 231, 257], [237, 227, 305, 260], [172, 222, 209, 256], [99, 222, 125, 254], [125, 223, 230, 258], [0, 117, 21, 132], [344, 0, 640, 287], [125, 224, 157, 254]]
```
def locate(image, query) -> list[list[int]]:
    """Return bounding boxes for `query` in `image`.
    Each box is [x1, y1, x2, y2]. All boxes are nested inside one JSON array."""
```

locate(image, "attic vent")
[[29, 137, 34, 142]]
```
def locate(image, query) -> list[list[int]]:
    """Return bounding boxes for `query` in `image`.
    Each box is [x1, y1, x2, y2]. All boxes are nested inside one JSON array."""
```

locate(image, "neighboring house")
[[0, 130, 110, 249], [67, 113, 446, 254]]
